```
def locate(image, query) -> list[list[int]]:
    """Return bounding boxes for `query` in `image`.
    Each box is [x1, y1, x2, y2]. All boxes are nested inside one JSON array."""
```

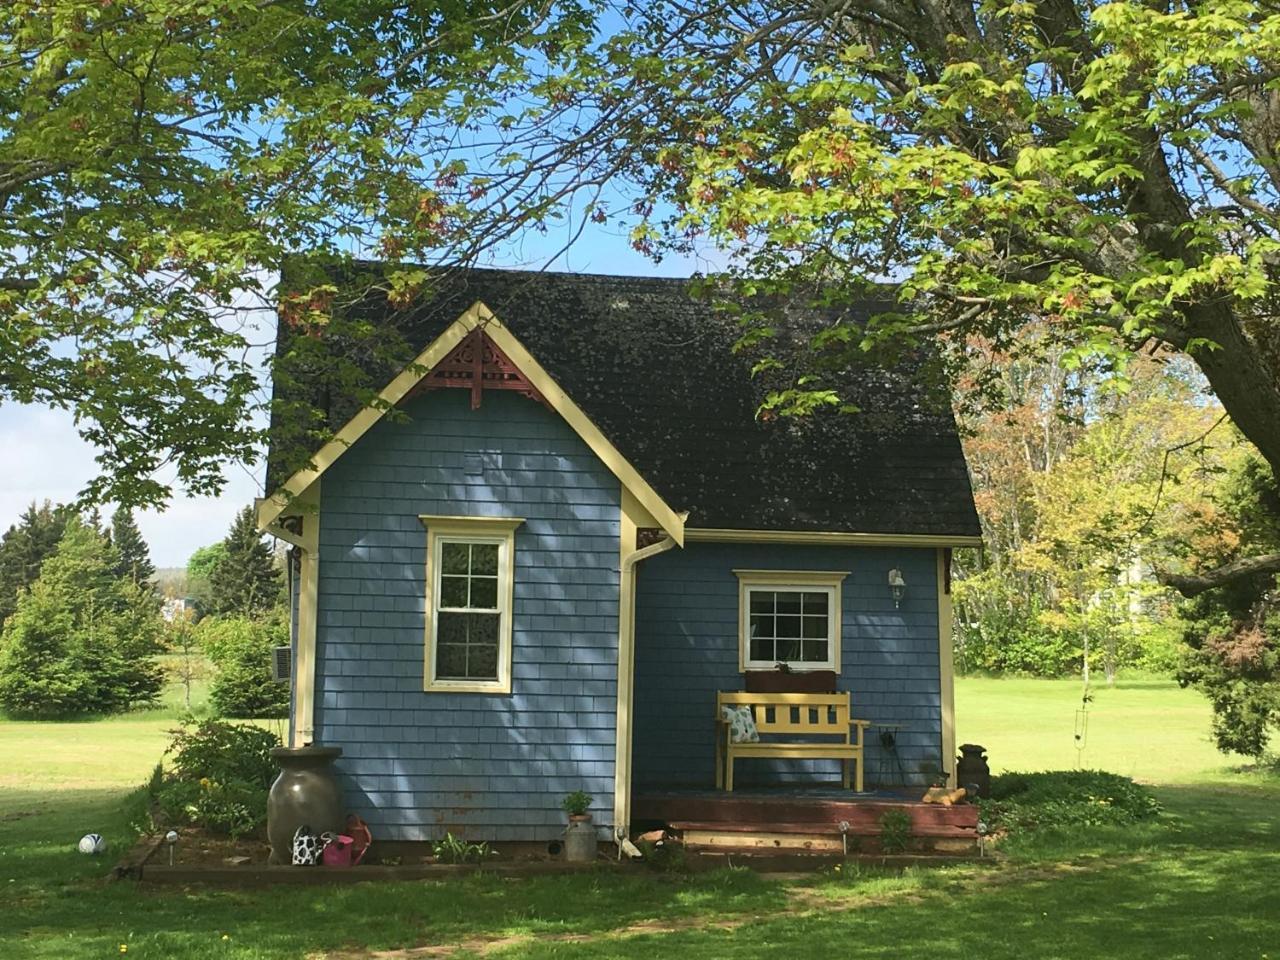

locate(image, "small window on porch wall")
[[420, 516, 524, 693], [733, 570, 849, 672]]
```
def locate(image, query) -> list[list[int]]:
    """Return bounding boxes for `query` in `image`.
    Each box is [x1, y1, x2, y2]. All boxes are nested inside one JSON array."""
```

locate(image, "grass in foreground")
[[1, 676, 1277, 959]]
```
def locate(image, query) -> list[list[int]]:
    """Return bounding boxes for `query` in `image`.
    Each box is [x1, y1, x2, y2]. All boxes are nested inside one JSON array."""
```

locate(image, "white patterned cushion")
[[720, 705, 760, 743]]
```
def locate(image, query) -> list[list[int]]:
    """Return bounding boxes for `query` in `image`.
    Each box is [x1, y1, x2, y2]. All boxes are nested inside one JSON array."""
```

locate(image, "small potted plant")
[[561, 790, 593, 823], [561, 790, 596, 862]]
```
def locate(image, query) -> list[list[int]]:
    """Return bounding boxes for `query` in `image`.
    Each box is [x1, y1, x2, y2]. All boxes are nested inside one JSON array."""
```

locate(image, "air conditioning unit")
[[271, 645, 292, 683]]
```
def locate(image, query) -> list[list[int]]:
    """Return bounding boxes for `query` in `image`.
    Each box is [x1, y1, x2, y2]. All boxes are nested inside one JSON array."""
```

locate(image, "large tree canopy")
[[0, 0, 595, 506], [6, 0, 1280, 604], [455, 0, 1280, 596]]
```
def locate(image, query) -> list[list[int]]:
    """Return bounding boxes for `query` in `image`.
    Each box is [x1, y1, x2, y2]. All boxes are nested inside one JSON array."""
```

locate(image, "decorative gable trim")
[[256, 301, 686, 545], [406, 327, 547, 410]]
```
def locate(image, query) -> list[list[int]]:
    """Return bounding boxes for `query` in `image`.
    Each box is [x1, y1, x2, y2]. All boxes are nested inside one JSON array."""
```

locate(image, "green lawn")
[[1, 676, 1276, 960], [956, 675, 1254, 783]]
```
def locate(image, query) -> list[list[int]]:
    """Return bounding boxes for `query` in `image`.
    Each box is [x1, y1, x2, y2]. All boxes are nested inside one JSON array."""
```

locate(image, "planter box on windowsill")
[[744, 670, 838, 694]]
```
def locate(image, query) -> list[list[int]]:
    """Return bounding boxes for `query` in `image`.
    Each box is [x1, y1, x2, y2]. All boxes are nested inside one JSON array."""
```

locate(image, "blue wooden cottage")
[[257, 265, 981, 850]]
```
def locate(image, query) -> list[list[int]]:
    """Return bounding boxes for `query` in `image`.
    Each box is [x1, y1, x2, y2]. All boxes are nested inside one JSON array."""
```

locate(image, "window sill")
[[424, 680, 512, 695]]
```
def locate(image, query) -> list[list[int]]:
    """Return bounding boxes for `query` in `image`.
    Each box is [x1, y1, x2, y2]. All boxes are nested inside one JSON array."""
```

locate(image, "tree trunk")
[[1180, 304, 1280, 476]]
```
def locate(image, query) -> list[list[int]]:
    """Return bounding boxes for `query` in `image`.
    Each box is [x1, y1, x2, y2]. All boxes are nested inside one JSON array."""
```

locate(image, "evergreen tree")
[[0, 515, 163, 718], [0, 501, 71, 625], [209, 507, 282, 618], [110, 508, 156, 588]]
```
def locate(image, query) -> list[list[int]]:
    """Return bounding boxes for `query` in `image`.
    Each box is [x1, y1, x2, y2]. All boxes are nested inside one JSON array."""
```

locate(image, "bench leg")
[[715, 736, 724, 790], [855, 754, 864, 793], [725, 754, 734, 792], [842, 758, 850, 790]]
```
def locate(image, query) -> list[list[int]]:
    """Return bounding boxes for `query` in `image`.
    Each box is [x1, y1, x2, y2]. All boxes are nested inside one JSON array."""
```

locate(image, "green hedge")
[[980, 770, 1162, 833]]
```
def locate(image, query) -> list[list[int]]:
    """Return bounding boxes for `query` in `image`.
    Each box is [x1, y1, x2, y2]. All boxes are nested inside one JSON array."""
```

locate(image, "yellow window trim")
[[689, 528, 982, 548], [255, 301, 684, 546], [733, 569, 849, 673], [420, 515, 524, 694]]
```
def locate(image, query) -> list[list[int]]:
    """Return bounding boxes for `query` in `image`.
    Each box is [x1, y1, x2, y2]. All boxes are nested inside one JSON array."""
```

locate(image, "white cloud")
[[0, 402, 260, 568]]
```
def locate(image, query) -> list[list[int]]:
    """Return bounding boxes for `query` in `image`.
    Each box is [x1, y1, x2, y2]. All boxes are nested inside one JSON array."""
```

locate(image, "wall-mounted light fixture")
[[888, 568, 906, 608]]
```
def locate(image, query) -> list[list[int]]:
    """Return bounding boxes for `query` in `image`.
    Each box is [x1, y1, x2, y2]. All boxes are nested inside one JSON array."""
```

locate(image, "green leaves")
[[0, 0, 603, 508]]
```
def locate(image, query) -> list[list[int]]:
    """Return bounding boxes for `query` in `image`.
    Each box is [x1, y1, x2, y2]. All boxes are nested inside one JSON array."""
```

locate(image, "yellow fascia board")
[[688, 528, 982, 549], [257, 301, 685, 546]]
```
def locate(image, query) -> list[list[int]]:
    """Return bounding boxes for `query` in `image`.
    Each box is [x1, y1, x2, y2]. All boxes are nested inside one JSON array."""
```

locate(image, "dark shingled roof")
[[267, 263, 980, 538]]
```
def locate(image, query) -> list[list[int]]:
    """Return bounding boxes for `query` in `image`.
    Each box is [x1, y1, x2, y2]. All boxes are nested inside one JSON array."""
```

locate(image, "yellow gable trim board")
[[472, 304, 684, 545], [256, 301, 684, 546], [255, 304, 478, 531]]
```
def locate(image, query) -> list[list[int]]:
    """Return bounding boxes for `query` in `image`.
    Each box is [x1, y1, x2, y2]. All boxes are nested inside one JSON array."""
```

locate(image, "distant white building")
[[161, 597, 199, 623]]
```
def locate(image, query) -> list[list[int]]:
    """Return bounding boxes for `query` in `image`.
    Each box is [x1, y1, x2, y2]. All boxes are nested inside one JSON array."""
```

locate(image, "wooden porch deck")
[[633, 788, 979, 853]]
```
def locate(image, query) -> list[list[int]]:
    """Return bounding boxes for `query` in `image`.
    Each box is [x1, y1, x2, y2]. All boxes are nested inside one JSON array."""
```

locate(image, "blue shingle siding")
[[313, 389, 621, 843], [631, 543, 943, 789]]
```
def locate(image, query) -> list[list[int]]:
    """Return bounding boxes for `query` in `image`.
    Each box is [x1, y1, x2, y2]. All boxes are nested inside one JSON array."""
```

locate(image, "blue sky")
[[0, 224, 722, 568]]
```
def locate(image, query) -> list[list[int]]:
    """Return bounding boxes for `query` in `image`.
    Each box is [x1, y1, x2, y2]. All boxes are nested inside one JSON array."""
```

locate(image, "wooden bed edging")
[[130, 860, 626, 886]]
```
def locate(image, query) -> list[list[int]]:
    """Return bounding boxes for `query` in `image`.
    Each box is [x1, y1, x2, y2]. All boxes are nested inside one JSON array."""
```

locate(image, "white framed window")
[[733, 569, 849, 672], [420, 515, 523, 693]]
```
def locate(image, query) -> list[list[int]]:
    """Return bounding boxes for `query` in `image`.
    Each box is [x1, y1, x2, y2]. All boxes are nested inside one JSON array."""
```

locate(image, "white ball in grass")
[[78, 833, 106, 855], [165, 830, 179, 844]]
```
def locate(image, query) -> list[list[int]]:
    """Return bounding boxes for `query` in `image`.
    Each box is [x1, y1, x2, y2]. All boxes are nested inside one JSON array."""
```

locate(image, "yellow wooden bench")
[[715, 691, 870, 792]]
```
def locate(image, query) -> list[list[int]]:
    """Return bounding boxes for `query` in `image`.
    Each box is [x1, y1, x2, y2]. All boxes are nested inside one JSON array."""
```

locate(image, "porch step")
[[667, 818, 978, 841], [667, 818, 980, 854], [634, 791, 979, 838], [674, 824, 844, 853]]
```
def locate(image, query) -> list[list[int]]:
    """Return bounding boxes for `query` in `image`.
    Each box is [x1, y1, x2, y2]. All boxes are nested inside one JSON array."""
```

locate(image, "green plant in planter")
[[561, 790, 594, 819], [432, 832, 492, 865], [878, 809, 914, 854]]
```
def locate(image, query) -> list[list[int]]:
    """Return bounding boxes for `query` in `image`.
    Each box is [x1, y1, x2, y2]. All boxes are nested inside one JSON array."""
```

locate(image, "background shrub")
[[0, 518, 162, 718], [152, 719, 280, 837], [200, 616, 290, 719], [980, 769, 1162, 834]]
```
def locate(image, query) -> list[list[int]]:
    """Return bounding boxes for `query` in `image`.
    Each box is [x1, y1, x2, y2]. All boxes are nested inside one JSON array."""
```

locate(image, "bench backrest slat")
[[717, 691, 850, 737]]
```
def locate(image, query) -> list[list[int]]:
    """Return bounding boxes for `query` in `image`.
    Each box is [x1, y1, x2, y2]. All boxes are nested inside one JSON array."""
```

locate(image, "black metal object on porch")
[[871, 723, 908, 789]]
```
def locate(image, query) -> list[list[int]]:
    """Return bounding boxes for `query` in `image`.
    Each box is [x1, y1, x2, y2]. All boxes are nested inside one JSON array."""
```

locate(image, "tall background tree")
[[110, 507, 155, 588], [209, 506, 281, 619], [0, 500, 71, 625], [0, 514, 162, 717]]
